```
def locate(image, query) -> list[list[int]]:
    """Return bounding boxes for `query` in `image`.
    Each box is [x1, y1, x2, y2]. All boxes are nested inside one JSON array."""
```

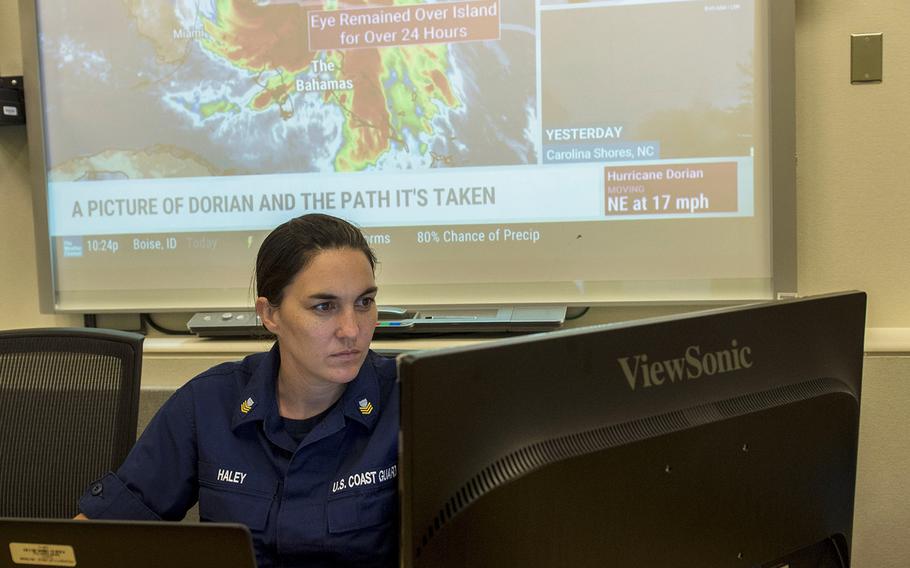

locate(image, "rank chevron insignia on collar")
[[240, 397, 255, 414], [358, 398, 374, 415]]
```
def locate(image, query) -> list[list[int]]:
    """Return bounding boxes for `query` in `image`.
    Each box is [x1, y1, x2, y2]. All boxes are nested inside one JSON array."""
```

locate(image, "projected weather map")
[[29, 0, 774, 311], [43, 0, 531, 183]]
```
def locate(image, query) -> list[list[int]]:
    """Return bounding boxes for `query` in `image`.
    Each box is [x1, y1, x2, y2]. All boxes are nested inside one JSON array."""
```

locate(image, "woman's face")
[[258, 248, 378, 387]]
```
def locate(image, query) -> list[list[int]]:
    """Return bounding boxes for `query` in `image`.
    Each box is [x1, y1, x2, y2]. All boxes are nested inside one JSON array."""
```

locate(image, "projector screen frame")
[[20, 0, 797, 315]]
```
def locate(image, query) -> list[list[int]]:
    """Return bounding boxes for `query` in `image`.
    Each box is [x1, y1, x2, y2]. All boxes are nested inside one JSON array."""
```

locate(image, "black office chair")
[[0, 327, 144, 517]]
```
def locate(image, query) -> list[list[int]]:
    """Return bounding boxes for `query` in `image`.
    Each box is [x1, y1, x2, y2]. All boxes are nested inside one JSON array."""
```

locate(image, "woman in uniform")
[[77, 213, 398, 568]]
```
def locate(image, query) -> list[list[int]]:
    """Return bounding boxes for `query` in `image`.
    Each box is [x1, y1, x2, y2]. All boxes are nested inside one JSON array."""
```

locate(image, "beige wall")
[[853, 356, 910, 567], [0, 0, 80, 330], [3, 0, 908, 330], [795, 1, 910, 326], [2, 0, 909, 565], [790, 6, 910, 562], [0, 0, 21, 78], [3, 0, 908, 331]]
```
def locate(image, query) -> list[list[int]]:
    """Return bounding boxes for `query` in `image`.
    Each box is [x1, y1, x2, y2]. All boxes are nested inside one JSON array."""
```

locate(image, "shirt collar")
[[338, 352, 382, 431], [231, 345, 383, 432], [231, 342, 281, 431]]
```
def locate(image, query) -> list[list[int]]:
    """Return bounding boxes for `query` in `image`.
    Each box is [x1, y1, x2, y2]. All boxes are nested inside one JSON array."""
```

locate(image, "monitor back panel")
[[0, 519, 256, 568]]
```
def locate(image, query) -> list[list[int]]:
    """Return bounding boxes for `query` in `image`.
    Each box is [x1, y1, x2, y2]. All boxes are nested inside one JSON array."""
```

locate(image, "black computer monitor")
[[398, 291, 866, 567], [0, 518, 256, 568]]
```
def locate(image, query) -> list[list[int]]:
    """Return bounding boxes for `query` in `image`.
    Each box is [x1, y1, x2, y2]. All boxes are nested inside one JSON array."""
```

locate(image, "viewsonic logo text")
[[617, 340, 753, 391]]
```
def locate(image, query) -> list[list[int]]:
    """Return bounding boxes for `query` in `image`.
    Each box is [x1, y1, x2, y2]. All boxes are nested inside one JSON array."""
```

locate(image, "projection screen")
[[20, 0, 796, 312]]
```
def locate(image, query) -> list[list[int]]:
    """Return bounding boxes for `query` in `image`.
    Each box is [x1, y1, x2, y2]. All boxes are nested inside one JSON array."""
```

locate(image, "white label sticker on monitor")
[[2, 105, 18, 116], [8, 543, 77, 566]]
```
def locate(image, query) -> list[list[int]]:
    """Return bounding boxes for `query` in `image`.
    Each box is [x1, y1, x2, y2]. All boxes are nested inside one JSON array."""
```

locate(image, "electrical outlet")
[[851, 33, 883, 83]]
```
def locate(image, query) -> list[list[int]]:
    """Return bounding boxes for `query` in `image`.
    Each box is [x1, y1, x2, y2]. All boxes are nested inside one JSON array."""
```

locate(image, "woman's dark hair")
[[255, 213, 377, 306]]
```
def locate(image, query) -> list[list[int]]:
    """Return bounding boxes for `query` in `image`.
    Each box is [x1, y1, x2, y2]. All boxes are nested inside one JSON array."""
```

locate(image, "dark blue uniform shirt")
[[79, 344, 399, 568]]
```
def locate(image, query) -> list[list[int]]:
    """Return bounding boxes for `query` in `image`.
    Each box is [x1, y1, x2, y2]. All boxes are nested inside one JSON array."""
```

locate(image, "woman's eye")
[[312, 302, 336, 313], [357, 297, 376, 309]]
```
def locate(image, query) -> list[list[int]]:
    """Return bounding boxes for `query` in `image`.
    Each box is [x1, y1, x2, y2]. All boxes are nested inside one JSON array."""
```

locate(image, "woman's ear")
[[256, 297, 280, 335]]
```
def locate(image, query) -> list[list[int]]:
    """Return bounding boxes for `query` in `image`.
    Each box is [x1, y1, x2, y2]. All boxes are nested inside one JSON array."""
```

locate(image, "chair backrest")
[[0, 328, 144, 518]]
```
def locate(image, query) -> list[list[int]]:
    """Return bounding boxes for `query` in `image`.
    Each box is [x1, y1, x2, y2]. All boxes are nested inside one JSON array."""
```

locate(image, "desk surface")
[[864, 328, 910, 353], [144, 327, 910, 355], [143, 335, 489, 356], [140, 335, 495, 388], [138, 328, 907, 389]]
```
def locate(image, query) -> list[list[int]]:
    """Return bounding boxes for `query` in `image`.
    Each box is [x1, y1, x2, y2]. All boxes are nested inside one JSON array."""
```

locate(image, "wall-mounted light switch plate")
[[851, 33, 883, 83]]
